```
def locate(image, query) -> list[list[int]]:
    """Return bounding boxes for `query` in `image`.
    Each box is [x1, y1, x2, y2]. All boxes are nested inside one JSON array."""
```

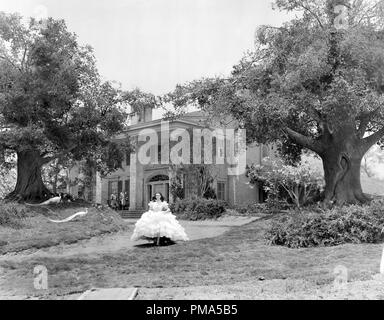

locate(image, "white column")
[[232, 176, 236, 205], [129, 151, 137, 210], [168, 167, 175, 203], [95, 171, 102, 204]]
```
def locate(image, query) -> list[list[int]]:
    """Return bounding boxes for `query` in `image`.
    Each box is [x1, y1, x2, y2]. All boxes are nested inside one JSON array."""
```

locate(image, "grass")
[[0, 175, 382, 298], [0, 214, 382, 299], [0, 201, 127, 254]]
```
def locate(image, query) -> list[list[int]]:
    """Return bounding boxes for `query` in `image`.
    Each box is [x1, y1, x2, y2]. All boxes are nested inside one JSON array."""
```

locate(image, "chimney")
[[128, 106, 153, 125], [144, 105, 153, 122]]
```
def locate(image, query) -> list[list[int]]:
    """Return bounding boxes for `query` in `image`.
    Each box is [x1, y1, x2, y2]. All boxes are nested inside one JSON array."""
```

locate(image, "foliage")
[[246, 155, 325, 208], [170, 174, 184, 201], [0, 165, 16, 199], [275, 138, 304, 166], [41, 156, 74, 193], [0, 13, 130, 199], [169, 198, 227, 220], [165, 0, 384, 204], [170, 164, 217, 199], [266, 199, 384, 248], [123, 88, 161, 121], [0, 202, 27, 228], [231, 202, 270, 215]]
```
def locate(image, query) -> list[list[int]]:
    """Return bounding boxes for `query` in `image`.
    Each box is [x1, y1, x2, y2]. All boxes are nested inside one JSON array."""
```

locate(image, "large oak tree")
[[0, 13, 129, 202], [166, 0, 384, 205]]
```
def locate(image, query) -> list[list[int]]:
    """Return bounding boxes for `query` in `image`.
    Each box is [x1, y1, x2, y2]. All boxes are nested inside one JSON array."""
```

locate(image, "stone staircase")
[[119, 209, 144, 219]]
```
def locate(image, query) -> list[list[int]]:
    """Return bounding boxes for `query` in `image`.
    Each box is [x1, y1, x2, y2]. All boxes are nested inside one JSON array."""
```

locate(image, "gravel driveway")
[[0, 215, 259, 262]]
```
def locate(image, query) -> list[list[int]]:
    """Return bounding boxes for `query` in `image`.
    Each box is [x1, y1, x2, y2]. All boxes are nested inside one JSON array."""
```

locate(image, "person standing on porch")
[[110, 193, 118, 210], [120, 191, 126, 210]]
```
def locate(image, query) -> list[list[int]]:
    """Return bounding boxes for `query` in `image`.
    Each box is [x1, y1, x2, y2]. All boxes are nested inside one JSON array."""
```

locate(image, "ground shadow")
[[134, 241, 176, 248]]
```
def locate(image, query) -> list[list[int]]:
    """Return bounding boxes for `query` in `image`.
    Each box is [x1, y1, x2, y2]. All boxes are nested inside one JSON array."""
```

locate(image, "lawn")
[[0, 214, 382, 299], [0, 201, 127, 255]]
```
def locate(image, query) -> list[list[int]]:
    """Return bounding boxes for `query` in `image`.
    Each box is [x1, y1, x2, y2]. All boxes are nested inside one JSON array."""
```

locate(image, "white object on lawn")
[[26, 196, 62, 206], [48, 208, 88, 223]]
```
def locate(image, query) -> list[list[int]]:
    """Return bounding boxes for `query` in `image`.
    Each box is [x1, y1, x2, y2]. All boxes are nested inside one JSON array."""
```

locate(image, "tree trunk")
[[6, 149, 52, 202], [321, 143, 370, 205], [52, 169, 58, 194]]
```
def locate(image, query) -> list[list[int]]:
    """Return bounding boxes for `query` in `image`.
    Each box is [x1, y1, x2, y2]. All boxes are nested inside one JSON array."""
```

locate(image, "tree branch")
[[283, 127, 324, 154], [357, 117, 370, 138], [0, 55, 22, 73], [40, 145, 77, 165], [356, 106, 382, 121], [292, 0, 324, 29], [21, 46, 28, 71], [362, 126, 384, 152]]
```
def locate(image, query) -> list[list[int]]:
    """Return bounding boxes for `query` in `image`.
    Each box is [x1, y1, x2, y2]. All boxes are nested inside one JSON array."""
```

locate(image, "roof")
[[113, 111, 210, 140], [180, 110, 207, 118], [113, 110, 239, 140]]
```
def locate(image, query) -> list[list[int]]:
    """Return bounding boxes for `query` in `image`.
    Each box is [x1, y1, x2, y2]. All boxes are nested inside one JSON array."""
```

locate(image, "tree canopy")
[[166, 0, 384, 205], [0, 13, 129, 201]]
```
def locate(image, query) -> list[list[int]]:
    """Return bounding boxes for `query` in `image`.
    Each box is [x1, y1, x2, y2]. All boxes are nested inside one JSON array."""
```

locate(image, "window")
[[217, 182, 225, 200], [118, 180, 123, 198], [158, 144, 161, 163], [125, 180, 130, 200], [184, 173, 193, 198], [212, 137, 217, 157], [126, 151, 131, 166]]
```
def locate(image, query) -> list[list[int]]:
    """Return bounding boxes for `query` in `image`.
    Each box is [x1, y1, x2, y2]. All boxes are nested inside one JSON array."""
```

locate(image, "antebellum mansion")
[[66, 106, 273, 216]]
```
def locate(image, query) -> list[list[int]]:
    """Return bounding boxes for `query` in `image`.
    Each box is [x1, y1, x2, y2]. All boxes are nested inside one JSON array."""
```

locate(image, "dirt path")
[[0, 216, 259, 262]]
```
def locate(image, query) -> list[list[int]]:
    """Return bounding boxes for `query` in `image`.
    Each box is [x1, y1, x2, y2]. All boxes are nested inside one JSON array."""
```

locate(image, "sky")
[[0, 0, 296, 95]]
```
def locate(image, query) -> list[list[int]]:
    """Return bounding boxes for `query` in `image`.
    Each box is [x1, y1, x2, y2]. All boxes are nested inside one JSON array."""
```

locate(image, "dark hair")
[[152, 192, 165, 201]]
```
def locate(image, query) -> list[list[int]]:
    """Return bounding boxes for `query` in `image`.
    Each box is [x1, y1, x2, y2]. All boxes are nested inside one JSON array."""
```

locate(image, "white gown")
[[130, 201, 189, 242]]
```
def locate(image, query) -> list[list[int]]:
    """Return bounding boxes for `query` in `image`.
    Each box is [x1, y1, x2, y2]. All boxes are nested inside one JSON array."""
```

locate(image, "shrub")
[[231, 202, 271, 215], [233, 205, 248, 214], [170, 176, 185, 201], [265, 200, 384, 248], [0, 203, 28, 229], [170, 198, 227, 220], [246, 155, 324, 209]]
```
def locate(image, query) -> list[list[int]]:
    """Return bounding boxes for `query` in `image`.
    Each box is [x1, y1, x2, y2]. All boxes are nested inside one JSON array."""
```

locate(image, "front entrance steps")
[[119, 209, 144, 219]]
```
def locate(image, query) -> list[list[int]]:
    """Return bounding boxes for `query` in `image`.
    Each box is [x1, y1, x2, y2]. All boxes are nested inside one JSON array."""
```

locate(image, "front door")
[[153, 183, 166, 199], [148, 182, 169, 202], [147, 175, 170, 203]]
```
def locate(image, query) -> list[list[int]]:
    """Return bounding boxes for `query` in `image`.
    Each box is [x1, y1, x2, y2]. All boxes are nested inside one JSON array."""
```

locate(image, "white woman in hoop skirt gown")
[[130, 198, 189, 244]]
